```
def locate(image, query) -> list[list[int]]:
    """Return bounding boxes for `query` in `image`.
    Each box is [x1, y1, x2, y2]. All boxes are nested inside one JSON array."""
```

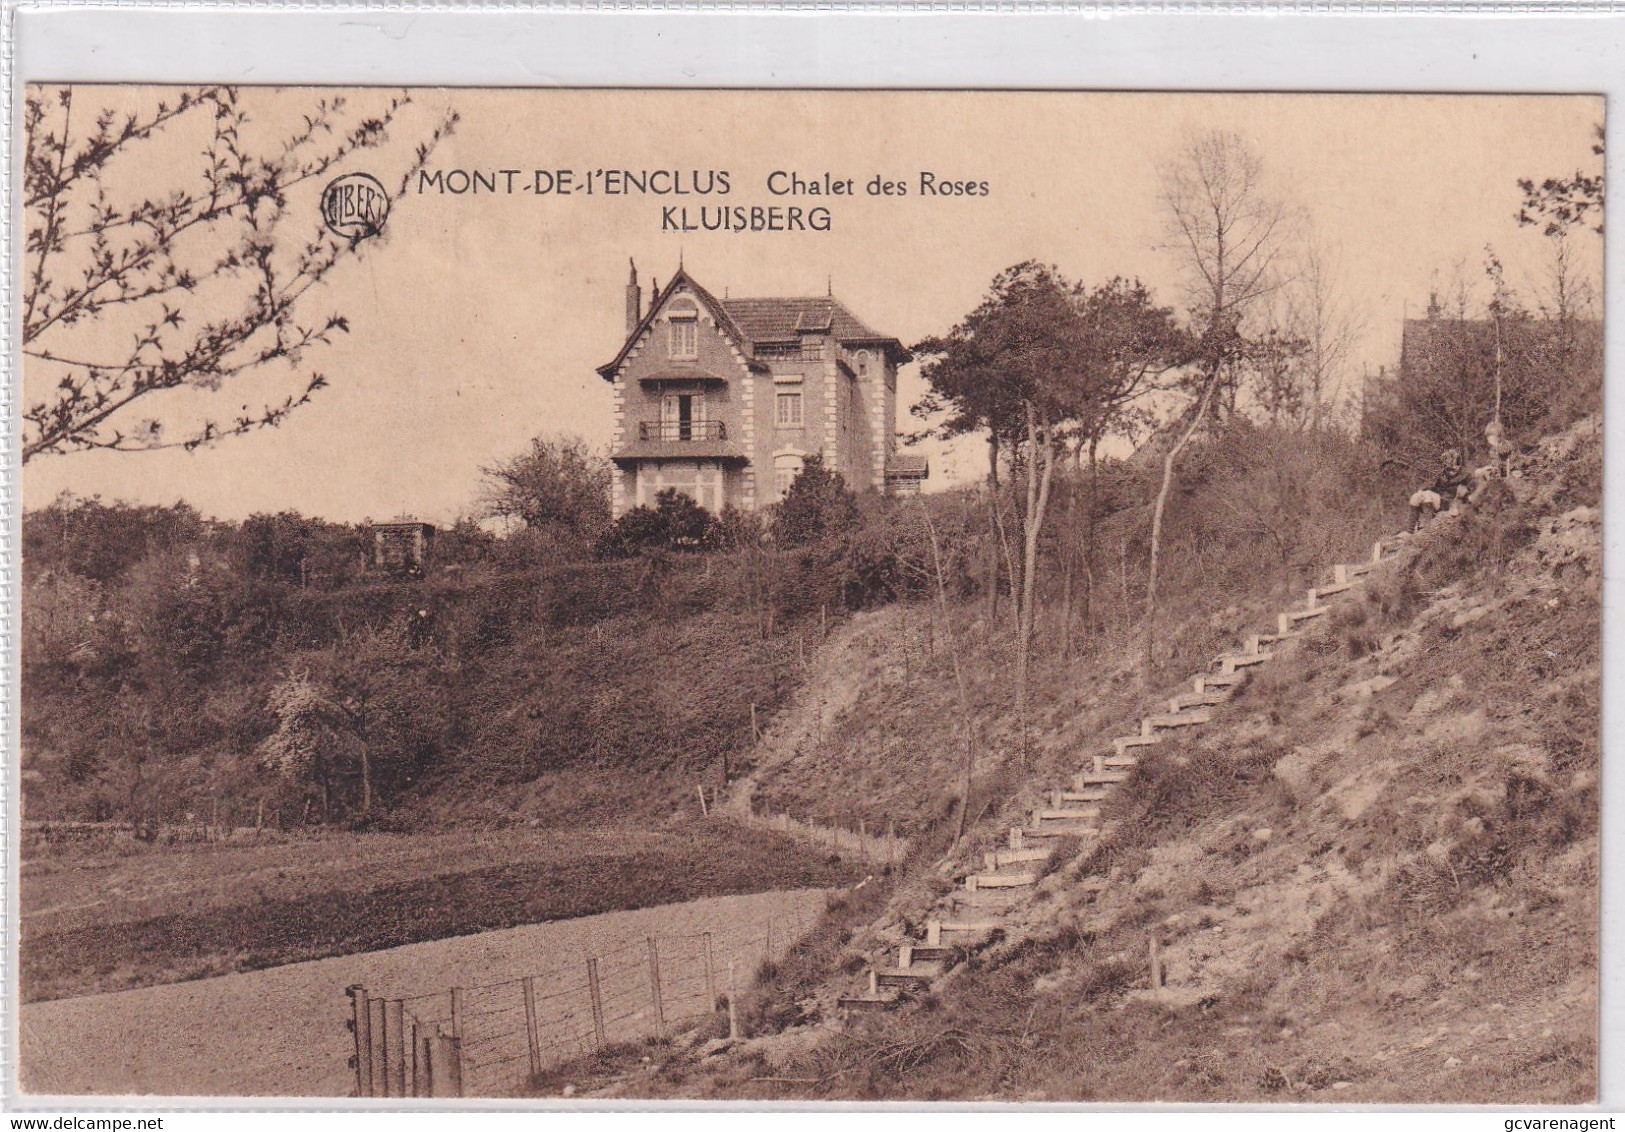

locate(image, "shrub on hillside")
[[597, 489, 716, 557], [773, 455, 859, 548], [839, 491, 986, 608]]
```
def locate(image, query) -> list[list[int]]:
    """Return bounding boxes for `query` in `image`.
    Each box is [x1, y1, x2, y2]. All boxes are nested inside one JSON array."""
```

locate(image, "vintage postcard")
[[13, 85, 1602, 1105]]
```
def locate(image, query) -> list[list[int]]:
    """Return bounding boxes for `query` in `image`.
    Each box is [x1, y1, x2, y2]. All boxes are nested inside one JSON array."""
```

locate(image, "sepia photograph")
[[13, 86, 1603, 1104]]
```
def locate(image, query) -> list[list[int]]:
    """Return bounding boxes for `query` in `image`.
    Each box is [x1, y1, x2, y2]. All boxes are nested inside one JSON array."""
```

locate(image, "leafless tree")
[[1146, 131, 1297, 678], [21, 85, 456, 462], [1291, 238, 1363, 430]]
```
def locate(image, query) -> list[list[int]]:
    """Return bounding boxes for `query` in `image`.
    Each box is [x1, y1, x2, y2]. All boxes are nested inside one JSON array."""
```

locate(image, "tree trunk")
[[1144, 369, 1223, 682], [919, 499, 977, 845], [1015, 403, 1057, 765], [1083, 435, 1100, 634], [988, 434, 1020, 637], [985, 433, 1001, 629], [1060, 544, 1074, 661]]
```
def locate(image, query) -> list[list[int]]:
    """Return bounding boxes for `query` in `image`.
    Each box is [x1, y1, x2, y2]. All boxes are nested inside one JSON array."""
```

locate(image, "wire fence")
[[346, 908, 817, 1097], [735, 803, 908, 867]]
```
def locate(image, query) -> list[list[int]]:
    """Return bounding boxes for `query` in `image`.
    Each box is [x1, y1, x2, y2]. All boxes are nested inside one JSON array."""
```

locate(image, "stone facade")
[[597, 264, 918, 517]]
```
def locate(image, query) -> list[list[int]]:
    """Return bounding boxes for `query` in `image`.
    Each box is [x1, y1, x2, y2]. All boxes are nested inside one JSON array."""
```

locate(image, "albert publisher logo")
[[321, 173, 390, 239]]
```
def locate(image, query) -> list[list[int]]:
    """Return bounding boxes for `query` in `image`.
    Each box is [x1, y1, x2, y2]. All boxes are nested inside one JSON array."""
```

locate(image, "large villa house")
[[596, 263, 927, 517]]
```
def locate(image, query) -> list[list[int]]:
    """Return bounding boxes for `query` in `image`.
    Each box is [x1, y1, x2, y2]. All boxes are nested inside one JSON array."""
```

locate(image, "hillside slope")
[[540, 415, 1600, 1103]]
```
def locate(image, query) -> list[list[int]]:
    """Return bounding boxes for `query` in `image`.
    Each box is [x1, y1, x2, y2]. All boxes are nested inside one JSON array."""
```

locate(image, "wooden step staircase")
[[844, 534, 1416, 1012]]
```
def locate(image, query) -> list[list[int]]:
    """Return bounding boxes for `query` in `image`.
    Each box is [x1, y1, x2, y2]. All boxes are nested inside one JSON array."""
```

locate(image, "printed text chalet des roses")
[[415, 168, 993, 232]]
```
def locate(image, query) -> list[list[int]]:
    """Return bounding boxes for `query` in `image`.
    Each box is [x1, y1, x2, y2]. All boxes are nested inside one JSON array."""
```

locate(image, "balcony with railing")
[[637, 420, 728, 443]]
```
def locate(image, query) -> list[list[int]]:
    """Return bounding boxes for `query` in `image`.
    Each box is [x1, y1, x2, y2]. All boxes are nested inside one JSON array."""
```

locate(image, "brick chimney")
[[625, 259, 641, 337]]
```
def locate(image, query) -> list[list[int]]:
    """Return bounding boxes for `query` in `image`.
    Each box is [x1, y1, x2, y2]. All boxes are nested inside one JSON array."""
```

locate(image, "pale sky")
[[21, 89, 1603, 524]]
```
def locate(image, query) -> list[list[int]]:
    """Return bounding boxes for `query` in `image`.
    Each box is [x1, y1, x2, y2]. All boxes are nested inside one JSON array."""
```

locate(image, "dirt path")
[[19, 887, 830, 1098], [725, 606, 909, 820]]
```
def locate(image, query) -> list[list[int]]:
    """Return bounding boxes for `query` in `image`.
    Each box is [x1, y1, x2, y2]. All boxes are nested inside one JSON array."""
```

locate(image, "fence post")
[[703, 932, 717, 1011], [432, 1025, 463, 1098], [346, 985, 372, 1098], [410, 1015, 420, 1097], [766, 920, 774, 961], [420, 1027, 434, 1097], [388, 998, 406, 1098], [646, 937, 666, 1039], [450, 986, 463, 1041], [727, 961, 740, 1040], [697, 785, 709, 817], [522, 977, 542, 1078], [587, 958, 607, 1049], [370, 997, 388, 1096], [1149, 935, 1165, 1002]]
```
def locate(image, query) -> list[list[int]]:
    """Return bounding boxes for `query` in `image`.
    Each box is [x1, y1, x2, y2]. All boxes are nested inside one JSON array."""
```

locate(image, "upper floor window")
[[776, 391, 803, 429], [667, 299, 699, 360]]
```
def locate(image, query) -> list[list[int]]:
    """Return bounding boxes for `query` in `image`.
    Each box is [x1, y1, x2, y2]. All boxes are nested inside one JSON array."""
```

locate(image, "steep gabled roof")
[[597, 270, 910, 381], [596, 268, 757, 381]]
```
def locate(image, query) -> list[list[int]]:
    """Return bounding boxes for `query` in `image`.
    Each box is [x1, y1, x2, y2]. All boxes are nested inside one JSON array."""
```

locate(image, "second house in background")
[[598, 261, 927, 516]]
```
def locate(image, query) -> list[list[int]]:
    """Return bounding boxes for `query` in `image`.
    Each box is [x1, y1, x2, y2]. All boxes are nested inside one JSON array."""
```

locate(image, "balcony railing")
[[638, 420, 727, 442]]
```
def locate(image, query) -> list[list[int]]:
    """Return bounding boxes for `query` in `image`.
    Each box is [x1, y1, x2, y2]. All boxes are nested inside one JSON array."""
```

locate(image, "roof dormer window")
[[667, 299, 699, 360]]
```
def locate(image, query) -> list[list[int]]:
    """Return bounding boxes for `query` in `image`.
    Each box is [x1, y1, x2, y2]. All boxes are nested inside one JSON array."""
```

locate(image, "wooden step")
[[988, 847, 1051, 868], [936, 919, 1000, 936], [1286, 605, 1328, 623], [1036, 806, 1100, 822], [1220, 652, 1271, 672], [1169, 689, 1229, 712], [1058, 786, 1113, 803], [1345, 562, 1373, 578], [876, 964, 943, 987], [1074, 771, 1128, 789], [951, 887, 1024, 908], [1313, 580, 1358, 599], [1102, 753, 1140, 770], [1113, 734, 1159, 756], [1145, 709, 1213, 730], [838, 993, 900, 1010], [1199, 671, 1244, 690], [897, 943, 955, 968], [966, 872, 1039, 890], [1024, 821, 1097, 839]]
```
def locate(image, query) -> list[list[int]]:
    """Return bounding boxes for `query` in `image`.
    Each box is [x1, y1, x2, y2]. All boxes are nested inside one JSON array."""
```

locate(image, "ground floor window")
[[773, 453, 805, 501], [637, 461, 724, 512]]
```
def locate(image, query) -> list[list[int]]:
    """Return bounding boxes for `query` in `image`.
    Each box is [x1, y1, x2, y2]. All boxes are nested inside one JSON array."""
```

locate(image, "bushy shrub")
[[773, 455, 859, 547], [596, 489, 716, 557]]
